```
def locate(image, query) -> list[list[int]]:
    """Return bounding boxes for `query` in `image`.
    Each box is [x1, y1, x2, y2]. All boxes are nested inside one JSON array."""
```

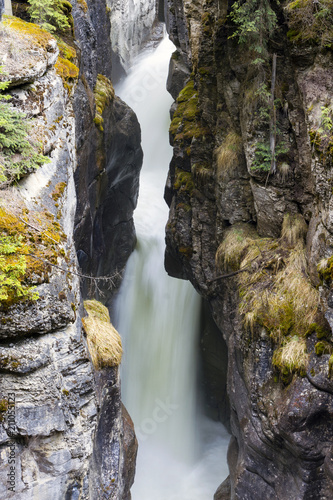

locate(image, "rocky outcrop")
[[107, 0, 156, 77], [165, 0, 333, 497], [72, 0, 143, 305], [0, 2, 140, 498]]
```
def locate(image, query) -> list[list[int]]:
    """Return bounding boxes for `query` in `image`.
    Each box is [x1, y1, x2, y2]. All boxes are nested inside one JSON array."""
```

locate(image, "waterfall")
[[114, 33, 229, 499]]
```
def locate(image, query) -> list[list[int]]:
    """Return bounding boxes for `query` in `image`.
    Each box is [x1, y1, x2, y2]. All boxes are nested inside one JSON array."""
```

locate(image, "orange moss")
[[55, 57, 79, 90], [3, 15, 54, 49]]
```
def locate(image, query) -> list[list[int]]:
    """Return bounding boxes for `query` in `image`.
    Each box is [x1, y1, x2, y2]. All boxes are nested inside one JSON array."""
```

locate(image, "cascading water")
[[114, 31, 229, 499]]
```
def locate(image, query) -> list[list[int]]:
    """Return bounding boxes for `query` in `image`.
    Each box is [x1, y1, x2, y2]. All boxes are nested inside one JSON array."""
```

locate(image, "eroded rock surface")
[[165, 0, 333, 497], [0, 2, 139, 498]]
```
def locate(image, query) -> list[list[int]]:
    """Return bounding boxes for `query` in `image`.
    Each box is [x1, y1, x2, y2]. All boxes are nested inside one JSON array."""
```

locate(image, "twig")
[[22, 252, 120, 284], [209, 266, 250, 282]]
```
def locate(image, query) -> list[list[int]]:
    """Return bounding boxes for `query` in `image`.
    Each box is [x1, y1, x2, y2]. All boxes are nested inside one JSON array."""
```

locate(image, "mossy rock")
[[315, 341, 332, 356], [93, 74, 115, 132]]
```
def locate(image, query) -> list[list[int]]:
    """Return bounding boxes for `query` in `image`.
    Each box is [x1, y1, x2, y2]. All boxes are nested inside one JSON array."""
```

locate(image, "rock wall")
[[72, 0, 143, 305], [164, 0, 333, 498], [107, 0, 157, 77], [0, 1, 140, 498]]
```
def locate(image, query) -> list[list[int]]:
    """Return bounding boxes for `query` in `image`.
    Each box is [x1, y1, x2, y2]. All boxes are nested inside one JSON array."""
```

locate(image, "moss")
[[174, 169, 194, 195], [315, 341, 332, 356], [0, 203, 67, 308], [62, 388, 69, 396], [77, 0, 88, 12], [55, 57, 79, 92], [306, 322, 330, 339], [93, 74, 115, 132], [3, 16, 54, 49], [56, 39, 76, 61], [0, 398, 8, 421], [169, 79, 209, 142], [52, 182, 66, 202]]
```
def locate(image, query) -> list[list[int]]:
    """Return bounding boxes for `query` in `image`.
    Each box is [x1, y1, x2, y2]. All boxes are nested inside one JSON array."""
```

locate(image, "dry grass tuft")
[[272, 336, 309, 374], [281, 213, 307, 247], [215, 223, 259, 271], [216, 214, 318, 379], [82, 300, 122, 369], [216, 131, 243, 178]]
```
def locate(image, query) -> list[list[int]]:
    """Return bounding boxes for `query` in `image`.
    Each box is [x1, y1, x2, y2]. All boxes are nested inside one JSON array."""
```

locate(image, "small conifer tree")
[[27, 0, 70, 33]]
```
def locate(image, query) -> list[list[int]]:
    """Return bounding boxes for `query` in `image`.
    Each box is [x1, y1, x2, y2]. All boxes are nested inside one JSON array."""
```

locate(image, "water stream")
[[114, 33, 229, 500]]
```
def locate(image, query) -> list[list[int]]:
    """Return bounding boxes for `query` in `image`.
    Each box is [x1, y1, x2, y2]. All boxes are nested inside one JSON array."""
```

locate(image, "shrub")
[[27, 0, 71, 34], [285, 0, 333, 48], [0, 67, 50, 187]]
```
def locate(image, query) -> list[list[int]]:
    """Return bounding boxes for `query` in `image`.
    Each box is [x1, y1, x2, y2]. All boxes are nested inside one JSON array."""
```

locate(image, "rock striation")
[[164, 0, 333, 497]]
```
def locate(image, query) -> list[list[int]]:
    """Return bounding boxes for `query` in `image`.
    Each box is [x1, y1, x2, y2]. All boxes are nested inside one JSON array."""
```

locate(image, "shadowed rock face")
[[72, 0, 143, 306], [164, 0, 333, 497]]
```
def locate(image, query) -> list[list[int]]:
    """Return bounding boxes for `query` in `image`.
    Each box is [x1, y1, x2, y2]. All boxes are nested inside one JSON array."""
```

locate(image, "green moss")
[[0, 398, 8, 421], [169, 79, 209, 142], [93, 74, 115, 132], [315, 341, 332, 356], [306, 322, 330, 339], [3, 16, 54, 49], [0, 205, 66, 308], [62, 388, 69, 396], [174, 169, 194, 195]]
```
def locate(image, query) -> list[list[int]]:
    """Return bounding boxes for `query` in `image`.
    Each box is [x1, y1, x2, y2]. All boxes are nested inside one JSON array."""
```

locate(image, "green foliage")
[[0, 235, 38, 304], [229, 0, 278, 64], [309, 106, 333, 165], [27, 0, 71, 33], [252, 140, 288, 171], [0, 68, 50, 186], [285, 0, 333, 48]]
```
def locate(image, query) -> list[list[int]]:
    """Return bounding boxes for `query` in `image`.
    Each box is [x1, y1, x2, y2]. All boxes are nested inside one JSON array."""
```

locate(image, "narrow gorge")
[[0, 0, 333, 499]]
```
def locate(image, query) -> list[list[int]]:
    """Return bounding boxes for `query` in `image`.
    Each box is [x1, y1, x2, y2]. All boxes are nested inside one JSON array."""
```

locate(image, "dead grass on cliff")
[[216, 214, 318, 377], [216, 131, 243, 178], [82, 300, 123, 369], [272, 337, 309, 374]]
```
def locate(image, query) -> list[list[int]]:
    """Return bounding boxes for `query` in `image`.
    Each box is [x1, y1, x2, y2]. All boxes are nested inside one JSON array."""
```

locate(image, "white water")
[[114, 35, 229, 499]]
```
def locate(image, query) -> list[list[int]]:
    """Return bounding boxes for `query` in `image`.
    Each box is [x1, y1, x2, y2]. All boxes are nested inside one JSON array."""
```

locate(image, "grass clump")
[[93, 74, 115, 132], [82, 300, 123, 369], [216, 131, 243, 178], [272, 337, 309, 377], [216, 214, 320, 380]]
